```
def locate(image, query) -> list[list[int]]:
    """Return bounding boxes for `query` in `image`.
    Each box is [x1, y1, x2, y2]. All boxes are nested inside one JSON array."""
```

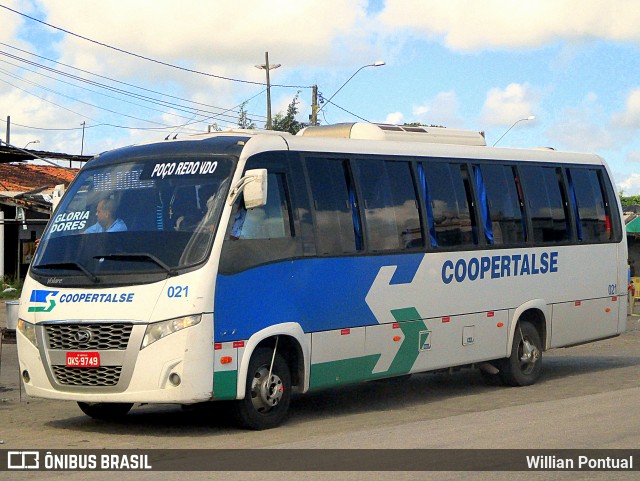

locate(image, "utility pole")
[[310, 85, 319, 126], [80, 121, 86, 156], [255, 52, 281, 130], [5, 115, 10, 145]]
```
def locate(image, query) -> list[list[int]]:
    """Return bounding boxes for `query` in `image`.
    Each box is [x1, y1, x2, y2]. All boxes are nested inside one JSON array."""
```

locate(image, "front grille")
[[46, 323, 132, 350], [52, 365, 122, 386]]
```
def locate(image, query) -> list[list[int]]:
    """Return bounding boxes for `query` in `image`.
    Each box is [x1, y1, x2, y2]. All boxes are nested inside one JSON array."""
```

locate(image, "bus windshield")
[[32, 156, 235, 286]]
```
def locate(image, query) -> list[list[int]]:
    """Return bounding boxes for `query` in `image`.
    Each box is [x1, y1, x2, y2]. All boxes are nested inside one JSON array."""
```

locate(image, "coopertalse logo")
[[27, 290, 136, 313], [28, 290, 59, 313]]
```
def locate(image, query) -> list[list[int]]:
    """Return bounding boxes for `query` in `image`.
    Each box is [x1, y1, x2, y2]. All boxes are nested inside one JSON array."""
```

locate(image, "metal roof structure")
[[0, 145, 91, 165], [627, 216, 640, 235]]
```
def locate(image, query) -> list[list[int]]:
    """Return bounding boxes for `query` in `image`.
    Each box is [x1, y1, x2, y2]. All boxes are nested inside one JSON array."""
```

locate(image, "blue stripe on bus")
[[213, 253, 424, 342]]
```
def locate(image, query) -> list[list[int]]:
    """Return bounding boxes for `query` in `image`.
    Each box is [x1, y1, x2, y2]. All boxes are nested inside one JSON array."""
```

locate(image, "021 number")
[[168, 285, 189, 298]]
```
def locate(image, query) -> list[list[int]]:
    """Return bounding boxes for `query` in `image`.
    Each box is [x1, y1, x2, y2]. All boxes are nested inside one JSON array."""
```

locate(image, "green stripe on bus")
[[388, 307, 426, 375], [390, 307, 422, 322], [309, 354, 380, 390], [309, 308, 427, 389], [213, 370, 238, 400]]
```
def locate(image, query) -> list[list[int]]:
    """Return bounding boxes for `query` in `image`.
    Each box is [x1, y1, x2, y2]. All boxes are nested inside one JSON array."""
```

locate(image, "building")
[[0, 145, 87, 280]]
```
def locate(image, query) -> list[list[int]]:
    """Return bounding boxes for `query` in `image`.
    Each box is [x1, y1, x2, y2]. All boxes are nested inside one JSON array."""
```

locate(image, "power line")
[[0, 69, 175, 128], [0, 87, 268, 133], [0, 4, 312, 89], [318, 91, 372, 123], [0, 55, 228, 125], [0, 55, 272, 133], [0, 44, 268, 121]]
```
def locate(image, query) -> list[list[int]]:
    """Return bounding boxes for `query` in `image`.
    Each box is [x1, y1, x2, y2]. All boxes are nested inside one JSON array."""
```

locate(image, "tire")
[[233, 347, 291, 430], [499, 321, 543, 387], [77, 402, 133, 420]]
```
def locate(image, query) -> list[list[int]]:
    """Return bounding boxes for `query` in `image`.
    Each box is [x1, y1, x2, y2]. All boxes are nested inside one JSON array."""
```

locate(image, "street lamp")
[[24, 140, 40, 149], [255, 51, 281, 130], [492, 116, 535, 147], [314, 61, 385, 120]]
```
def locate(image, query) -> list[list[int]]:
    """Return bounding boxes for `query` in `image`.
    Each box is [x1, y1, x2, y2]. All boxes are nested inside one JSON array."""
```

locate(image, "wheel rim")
[[250, 366, 284, 414], [518, 337, 540, 375]]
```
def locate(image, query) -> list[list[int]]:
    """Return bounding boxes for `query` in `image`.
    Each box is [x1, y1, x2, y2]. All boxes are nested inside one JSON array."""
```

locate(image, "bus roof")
[[89, 124, 606, 169], [233, 125, 605, 167]]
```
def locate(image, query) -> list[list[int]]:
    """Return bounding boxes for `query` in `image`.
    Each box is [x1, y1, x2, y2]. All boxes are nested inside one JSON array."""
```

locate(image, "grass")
[[0, 277, 23, 300]]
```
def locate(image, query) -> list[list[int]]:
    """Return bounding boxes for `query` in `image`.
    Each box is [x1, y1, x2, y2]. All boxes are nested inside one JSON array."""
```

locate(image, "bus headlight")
[[17, 319, 38, 347], [141, 314, 202, 349]]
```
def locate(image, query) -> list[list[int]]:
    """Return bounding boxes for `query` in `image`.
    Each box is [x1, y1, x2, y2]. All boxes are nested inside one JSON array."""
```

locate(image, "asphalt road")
[[1, 300, 639, 481]]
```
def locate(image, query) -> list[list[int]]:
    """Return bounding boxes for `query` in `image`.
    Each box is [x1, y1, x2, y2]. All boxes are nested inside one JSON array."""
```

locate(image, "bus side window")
[[421, 161, 477, 248], [306, 158, 359, 255], [219, 168, 300, 274], [519, 165, 570, 243], [473, 164, 526, 246], [566, 167, 612, 242], [231, 173, 292, 240], [352, 159, 423, 251]]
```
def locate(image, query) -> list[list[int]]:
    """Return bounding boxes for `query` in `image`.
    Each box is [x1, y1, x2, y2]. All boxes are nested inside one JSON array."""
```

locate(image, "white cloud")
[[612, 89, 640, 129], [384, 111, 404, 124], [618, 173, 640, 196], [481, 83, 538, 126], [545, 94, 615, 152], [377, 0, 640, 51], [0, 0, 379, 151], [412, 91, 462, 127], [627, 151, 640, 163], [0, 5, 15, 43], [38, 0, 372, 73]]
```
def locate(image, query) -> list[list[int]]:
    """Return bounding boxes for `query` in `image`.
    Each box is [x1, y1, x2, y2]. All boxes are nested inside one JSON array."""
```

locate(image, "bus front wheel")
[[77, 402, 133, 420], [233, 347, 291, 430], [499, 321, 542, 387]]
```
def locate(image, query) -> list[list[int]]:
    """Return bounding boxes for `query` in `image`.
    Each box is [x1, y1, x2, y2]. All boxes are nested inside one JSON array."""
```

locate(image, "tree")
[[237, 102, 256, 129], [271, 91, 306, 134], [620, 193, 640, 208], [403, 122, 446, 128]]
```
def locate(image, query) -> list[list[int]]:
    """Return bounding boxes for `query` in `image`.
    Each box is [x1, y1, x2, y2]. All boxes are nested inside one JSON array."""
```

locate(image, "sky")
[[1, 0, 640, 193]]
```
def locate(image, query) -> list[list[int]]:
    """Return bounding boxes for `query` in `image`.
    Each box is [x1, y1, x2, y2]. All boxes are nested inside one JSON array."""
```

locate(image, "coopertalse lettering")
[[442, 251, 559, 284], [59, 293, 134, 303]]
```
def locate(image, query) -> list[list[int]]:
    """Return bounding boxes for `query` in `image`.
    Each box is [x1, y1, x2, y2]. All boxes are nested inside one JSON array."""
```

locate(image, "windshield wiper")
[[33, 261, 100, 283], [95, 253, 177, 276]]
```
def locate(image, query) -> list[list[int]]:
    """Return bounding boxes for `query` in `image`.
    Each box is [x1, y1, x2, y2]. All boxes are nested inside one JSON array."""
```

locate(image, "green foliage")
[[403, 122, 446, 128], [0, 277, 22, 300], [619, 192, 640, 208], [271, 91, 306, 135], [237, 102, 256, 130]]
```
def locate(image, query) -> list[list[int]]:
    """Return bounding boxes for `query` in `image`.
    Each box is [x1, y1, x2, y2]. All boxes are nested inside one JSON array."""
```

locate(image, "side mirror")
[[243, 169, 268, 209], [229, 168, 268, 209]]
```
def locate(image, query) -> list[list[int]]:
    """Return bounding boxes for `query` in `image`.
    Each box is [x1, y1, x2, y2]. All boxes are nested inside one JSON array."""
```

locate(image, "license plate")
[[66, 352, 100, 368]]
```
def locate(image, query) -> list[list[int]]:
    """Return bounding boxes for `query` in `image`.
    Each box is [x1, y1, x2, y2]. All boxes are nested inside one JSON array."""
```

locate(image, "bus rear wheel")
[[499, 321, 542, 387], [233, 347, 291, 430], [77, 402, 133, 420]]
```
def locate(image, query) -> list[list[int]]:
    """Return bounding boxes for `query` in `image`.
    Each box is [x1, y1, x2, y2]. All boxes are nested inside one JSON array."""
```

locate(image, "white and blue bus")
[[17, 123, 627, 429]]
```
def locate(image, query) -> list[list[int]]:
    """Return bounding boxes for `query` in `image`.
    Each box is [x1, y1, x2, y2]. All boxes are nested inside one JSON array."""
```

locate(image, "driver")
[[84, 198, 127, 233]]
